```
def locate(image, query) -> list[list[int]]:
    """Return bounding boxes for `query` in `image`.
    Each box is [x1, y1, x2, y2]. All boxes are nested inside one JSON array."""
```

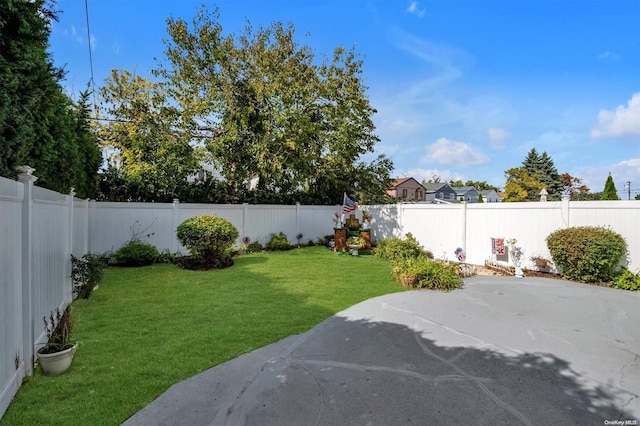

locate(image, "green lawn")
[[2, 247, 404, 425]]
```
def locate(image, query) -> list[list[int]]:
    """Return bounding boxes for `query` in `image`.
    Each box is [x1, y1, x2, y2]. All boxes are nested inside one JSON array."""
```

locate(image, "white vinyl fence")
[[3, 168, 640, 419], [396, 201, 640, 271], [0, 169, 81, 418]]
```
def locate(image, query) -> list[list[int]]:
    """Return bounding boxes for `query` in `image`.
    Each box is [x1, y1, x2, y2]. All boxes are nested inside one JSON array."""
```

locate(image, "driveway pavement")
[[123, 276, 640, 425]]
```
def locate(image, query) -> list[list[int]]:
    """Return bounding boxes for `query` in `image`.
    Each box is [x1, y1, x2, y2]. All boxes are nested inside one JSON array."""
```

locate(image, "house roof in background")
[[423, 182, 453, 192], [390, 177, 426, 190]]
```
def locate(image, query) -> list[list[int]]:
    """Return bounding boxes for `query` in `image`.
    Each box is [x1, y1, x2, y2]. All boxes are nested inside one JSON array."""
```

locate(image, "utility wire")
[[84, 0, 96, 106]]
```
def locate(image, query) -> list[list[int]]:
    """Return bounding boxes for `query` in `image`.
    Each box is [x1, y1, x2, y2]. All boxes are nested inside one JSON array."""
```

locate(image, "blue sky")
[[49, 0, 640, 195]]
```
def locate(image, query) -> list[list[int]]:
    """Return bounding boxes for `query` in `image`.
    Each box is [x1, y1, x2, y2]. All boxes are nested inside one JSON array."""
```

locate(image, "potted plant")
[[347, 235, 366, 256], [345, 215, 360, 231], [37, 307, 77, 375], [530, 254, 551, 269]]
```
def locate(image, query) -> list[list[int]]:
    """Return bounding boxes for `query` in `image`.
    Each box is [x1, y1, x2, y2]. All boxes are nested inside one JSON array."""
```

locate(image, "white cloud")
[[597, 51, 620, 61], [407, 1, 425, 17], [422, 138, 490, 167], [112, 40, 121, 54], [403, 168, 464, 184], [488, 127, 509, 150], [64, 24, 96, 51], [591, 93, 640, 139]]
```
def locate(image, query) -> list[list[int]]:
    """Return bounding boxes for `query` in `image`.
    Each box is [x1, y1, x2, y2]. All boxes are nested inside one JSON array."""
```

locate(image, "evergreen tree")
[[0, 0, 101, 196], [538, 152, 563, 197], [602, 173, 621, 200], [477, 193, 484, 203], [521, 148, 562, 199]]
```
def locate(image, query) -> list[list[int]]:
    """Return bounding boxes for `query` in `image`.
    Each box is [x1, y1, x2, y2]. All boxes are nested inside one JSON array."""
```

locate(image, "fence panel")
[[570, 201, 640, 271], [73, 199, 89, 256], [0, 179, 24, 418], [31, 200, 71, 346], [296, 205, 338, 243], [245, 205, 297, 244], [464, 202, 565, 267], [89, 202, 174, 254], [363, 204, 400, 241], [401, 204, 463, 260]]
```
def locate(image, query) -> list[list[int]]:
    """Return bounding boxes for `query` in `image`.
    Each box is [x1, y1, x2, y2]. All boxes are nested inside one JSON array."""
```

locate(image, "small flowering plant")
[[239, 236, 250, 252]]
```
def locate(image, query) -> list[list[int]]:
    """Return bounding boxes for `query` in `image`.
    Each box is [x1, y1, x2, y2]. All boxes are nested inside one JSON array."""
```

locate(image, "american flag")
[[343, 193, 358, 213]]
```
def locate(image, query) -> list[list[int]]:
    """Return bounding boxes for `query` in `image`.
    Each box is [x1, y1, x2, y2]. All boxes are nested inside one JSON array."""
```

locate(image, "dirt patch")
[[468, 264, 563, 279]]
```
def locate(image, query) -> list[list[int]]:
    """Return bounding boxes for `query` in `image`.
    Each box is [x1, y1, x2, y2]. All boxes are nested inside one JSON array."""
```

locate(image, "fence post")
[[82, 198, 89, 255], [17, 166, 36, 376], [242, 203, 248, 240], [460, 202, 467, 255], [172, 199, 180, 253], [65, 188, 75, 303], [295, 202, 300, 239], [561, 194, 571, 228], [88, 199, 96, 253]]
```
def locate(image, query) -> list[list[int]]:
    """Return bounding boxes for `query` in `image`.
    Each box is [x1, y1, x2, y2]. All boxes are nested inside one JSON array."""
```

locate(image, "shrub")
[[266, 232, 291, 251], [392, 257, 463, 291], [612, 268, 640, 291], [373, 233, 431, 262], [317, 235, 334, 247], [247, 241, 263, 253], [176, 215, 239, 269], [156, 249, 177, 264], [71, 253, 104, 299], [114, 240, 159, 267], [546, 226, 627, 283]]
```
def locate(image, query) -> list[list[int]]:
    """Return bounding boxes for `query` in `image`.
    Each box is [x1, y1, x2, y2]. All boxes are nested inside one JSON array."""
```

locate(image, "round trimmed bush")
[[177, 215, 239, 269], [114, 240, 159, 266], [546, 226, 627, 283]]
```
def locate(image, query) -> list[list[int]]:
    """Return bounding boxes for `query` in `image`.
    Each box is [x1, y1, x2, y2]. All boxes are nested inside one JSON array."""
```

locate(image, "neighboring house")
[[480, 189, 501, 203], [387, 177, 427, 202], [423, 182, 458, 203], [451, 186, 480, 203]]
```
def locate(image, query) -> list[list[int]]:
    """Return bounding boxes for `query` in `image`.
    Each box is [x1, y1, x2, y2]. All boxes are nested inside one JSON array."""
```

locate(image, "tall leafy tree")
[[560, 172, 590, 200], [0, 0, 101, 196], [97, 69, 202, 201], [157, 5, 392, 204], [503, 167, 545, 202], [521, 148, 562, 199], [602, 173, 621, 200]]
